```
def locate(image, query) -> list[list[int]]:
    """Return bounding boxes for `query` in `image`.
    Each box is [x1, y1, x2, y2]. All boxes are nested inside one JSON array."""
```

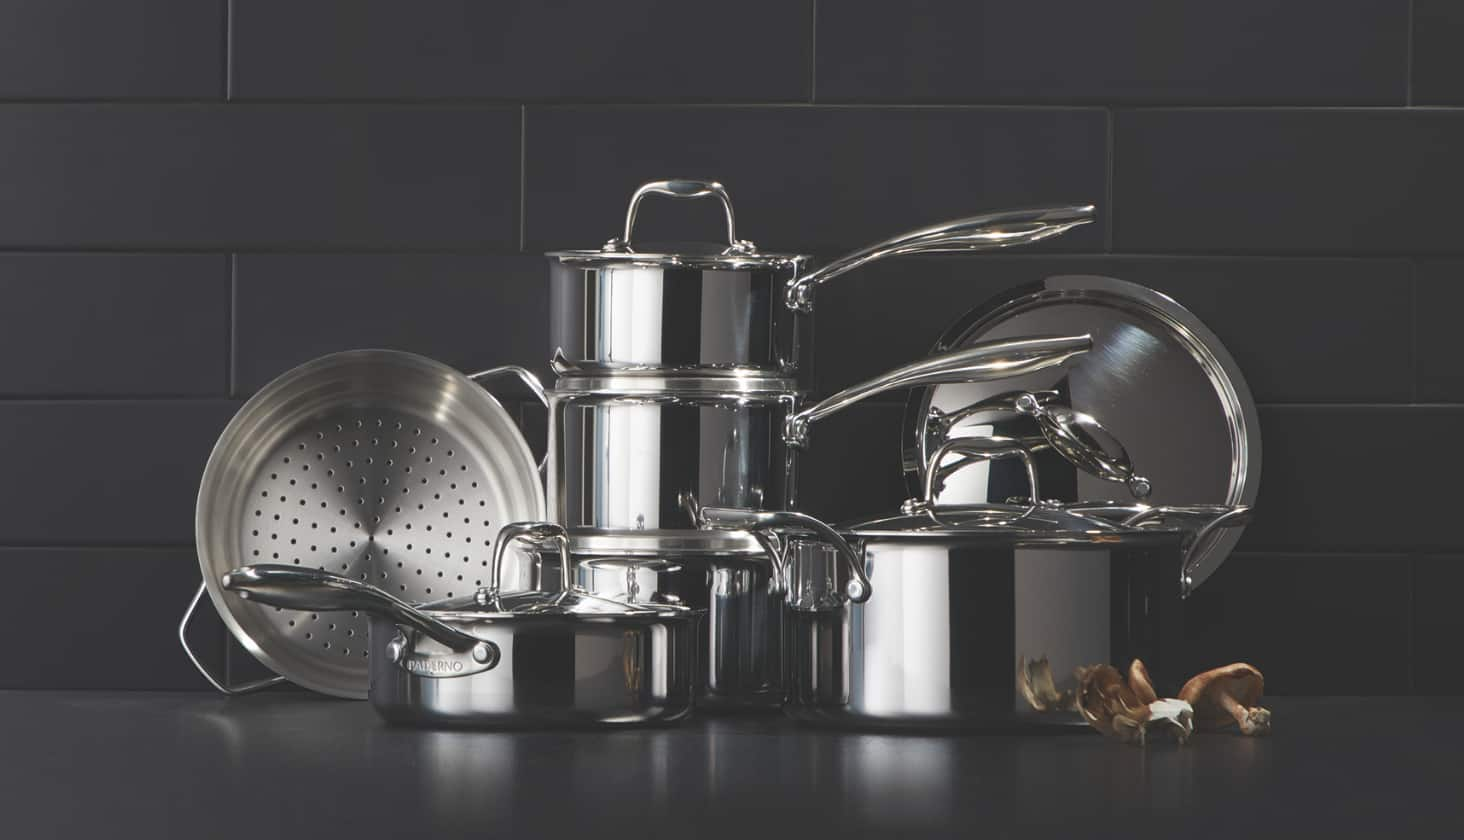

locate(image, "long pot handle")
[[700, 507, 872, 603], [786, 204, 1095, 312], [929, 390, 1151, 499], [468, 365, 549, 472], [605, 178, 753, 255], [220, 565, 495, 662], [903, 436, 1042, 514], [785, 334, 1091, 448]]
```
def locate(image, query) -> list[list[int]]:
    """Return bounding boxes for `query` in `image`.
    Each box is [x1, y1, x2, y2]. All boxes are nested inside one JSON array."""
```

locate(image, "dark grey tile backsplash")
[[816, 1, 1408, 105], [0, 1, 1444, 695]]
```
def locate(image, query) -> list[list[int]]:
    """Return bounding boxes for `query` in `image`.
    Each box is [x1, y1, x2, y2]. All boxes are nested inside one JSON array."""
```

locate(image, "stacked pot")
[[535, 179, 1096, 708]]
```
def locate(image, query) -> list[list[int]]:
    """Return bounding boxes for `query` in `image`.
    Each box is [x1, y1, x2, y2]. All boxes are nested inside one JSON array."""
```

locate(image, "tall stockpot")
[[701, 438, 1252, 730], [547, 334, 1093, 531], [547, 178, 1093, 385]]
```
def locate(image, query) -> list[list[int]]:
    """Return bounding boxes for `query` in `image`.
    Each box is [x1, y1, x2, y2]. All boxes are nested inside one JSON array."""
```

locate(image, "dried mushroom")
[[1178, 663, 1271, 735], [1077, 659, 1193, 745], [1018, 656, 1075, 712]]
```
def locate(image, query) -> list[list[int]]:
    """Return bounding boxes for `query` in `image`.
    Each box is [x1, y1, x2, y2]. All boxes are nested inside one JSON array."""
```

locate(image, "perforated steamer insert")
[[190, 350, 544, 699]]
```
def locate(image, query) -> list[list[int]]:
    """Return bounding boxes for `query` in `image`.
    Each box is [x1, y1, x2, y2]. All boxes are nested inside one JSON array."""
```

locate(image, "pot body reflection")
[[365, 612, 699, 728], [549, 260, 809, 381], [574, 552, 785, 710], [783, 537, 1185, 729], [548, 386, 799, 530]]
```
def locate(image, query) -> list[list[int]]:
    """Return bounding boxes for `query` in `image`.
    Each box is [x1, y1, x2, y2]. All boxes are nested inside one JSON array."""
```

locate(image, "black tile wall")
[[0, 401, 237, 544], [0, 106, 518, 250], [812, 255, 1412, 403], [232, 0, 812, 102], [0, 547, 222, 689], [817, 1, 1408, 105], [524, 106, 1108, 254], [0, 0, 224, 99], [1414, 556, 1464, 693], [0, 255, 229, 396], [1115, 110, 1464, 255], [1414, 261, 1464, 401], [1180, 553, 1412, 695], [1412, 0, 1464, 106], [233, 254, 548, 394], [0, 3, 1452, 695]]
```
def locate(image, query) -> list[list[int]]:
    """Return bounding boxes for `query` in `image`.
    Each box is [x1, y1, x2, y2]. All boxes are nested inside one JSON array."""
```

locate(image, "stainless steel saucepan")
[[701, 438, 1251, 731], [548, 178, 1093, 383], [548, 334, 1094, 530], [223, 522, 702, 728]]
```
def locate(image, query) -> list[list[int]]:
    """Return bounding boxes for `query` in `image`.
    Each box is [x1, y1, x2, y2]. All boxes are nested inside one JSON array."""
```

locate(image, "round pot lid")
[[903, 275, 1260, 588], [841, 501, 1183, 547]]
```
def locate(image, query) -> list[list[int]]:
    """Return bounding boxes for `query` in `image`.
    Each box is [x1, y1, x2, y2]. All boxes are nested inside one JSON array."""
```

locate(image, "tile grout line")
[[227, 254, 237, 397], [1406, 554, 1417, 693], [808, 0, 818, 103], [1406, 0, 1415, 107], [224, 0, 234, 100], [1104, 108, 1115, 252], [1410, 259, 1418, 402], [519, 105, 527, 252]]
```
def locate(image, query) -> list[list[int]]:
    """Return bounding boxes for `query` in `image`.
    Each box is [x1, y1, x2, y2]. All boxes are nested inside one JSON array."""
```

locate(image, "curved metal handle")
[[785, 334, 1091, 448], [604, 178, 755, 254], [491, 521, 573, 596], [221, 565, 493, 661], [903, 436, 1041, 515], [178, 582, 286, 695], [700, 507, 871, 603], [1017, 395, 1150, 499], [1117, 505, 1254, 598], [786, 204, 1095, 312], [469, 365, 549, 473]]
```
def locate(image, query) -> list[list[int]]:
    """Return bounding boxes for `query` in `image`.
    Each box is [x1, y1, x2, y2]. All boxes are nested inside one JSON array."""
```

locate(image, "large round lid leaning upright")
[[904, 275, 1260, 589]]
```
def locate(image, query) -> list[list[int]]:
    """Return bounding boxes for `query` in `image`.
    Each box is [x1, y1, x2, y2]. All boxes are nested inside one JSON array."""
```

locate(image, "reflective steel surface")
[[906, 275, 1260, 589], [6, 691, 1434, 839], [782, 535, 1188, 729], [194, 350, 546, 699]]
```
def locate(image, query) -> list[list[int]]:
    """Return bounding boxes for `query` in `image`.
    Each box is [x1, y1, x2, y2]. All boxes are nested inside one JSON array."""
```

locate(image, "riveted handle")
[[701, 507, 871, 604], [468, 365, 549, 473], [784, 335, 1091, 448], [604, 179, 755, 254], [786, 205, 1095, 312]]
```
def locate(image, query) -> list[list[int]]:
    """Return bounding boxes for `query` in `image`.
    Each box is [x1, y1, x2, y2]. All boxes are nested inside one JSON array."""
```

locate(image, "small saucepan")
[[222, 522, 703, 728]]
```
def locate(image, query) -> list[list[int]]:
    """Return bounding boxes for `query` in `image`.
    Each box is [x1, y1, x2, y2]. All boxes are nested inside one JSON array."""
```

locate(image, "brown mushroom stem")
[[1219, 692, 1272, 735]]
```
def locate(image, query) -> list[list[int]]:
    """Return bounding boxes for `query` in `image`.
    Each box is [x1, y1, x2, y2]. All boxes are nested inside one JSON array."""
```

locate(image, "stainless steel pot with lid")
[[548, 178, 1094, 382], [221, 522, 702, 728], [701, 438, 1251, 731]]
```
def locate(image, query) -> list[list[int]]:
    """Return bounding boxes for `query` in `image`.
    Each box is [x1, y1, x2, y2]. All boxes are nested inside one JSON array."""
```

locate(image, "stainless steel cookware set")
[[183, 179, 1260, 731]]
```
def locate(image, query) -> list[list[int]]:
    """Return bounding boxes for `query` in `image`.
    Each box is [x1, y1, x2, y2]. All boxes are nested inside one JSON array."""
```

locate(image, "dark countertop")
[[1, 692, 1459, 839]]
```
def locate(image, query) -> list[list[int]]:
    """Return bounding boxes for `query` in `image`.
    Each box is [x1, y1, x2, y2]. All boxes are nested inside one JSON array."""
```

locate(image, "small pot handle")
[[786, 205, 1095, 312], [700, 507, 871, 603], [604, 178, 755, 255], [784, 334, 1091, 448], [928, 390, 1151, 499], [490, 521, 573, 597], [468, 365, 549, 472], [220, 565, 496, 663], [903, 435, 1042, 514], [177, 581, 286, 695]]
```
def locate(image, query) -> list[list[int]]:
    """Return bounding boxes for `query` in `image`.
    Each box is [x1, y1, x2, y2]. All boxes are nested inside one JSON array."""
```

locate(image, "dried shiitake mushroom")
[[1178, 663, 1271, 735], [1018, 656, 1075, 712], [1077, 659, 1193, 745]]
